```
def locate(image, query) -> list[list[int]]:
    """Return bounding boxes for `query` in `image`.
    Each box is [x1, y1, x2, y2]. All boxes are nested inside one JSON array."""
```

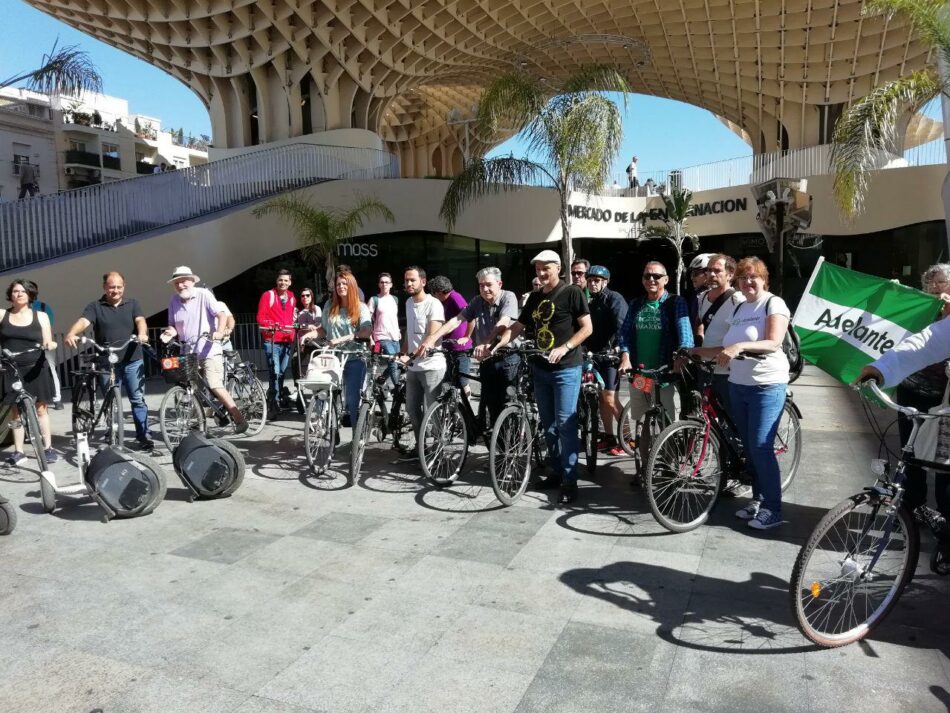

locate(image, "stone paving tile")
[[171, 526, 282, 564], [291, 511, 391, 544], [99, 669, 251, 713], [470, 566, 584, 618], [233, 697, 325, 713], [394, 554, 506, 601], [433, 520, 534, 566], [358, 514, 470, 553]]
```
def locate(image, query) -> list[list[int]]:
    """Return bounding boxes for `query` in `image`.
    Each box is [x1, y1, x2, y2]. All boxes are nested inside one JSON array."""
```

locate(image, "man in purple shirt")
[[429, 276, 473, 391], [161, 266, 248, 434]]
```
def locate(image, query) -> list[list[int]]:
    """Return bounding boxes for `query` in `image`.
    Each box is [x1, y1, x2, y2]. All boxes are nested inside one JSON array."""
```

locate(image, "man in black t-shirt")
[[493, 249, 592, 504], [64, 271, 153, 450]]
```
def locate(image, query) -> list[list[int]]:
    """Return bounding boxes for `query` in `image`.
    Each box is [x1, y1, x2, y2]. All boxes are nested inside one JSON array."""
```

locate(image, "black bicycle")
[[223, 347, 267, 436], [578, 349, 619, 477], [350, 348, 411, 483], [70, 336, 141, 448], [616, 363, 678, 476]]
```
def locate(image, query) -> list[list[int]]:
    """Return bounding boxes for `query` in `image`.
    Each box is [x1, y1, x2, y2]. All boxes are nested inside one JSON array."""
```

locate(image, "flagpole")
[[791, 255, 824, 329]]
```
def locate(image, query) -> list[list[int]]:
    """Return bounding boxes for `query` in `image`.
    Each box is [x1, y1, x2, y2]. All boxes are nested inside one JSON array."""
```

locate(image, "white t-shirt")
[[406, 294, 446, 372], [699, 289, 745, 375], [722, 293, 791, 385], [368, 294, 400, 341]]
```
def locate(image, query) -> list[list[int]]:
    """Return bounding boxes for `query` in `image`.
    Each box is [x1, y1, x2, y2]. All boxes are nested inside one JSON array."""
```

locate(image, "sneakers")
[[44, 448, 58, 464], [233, 420, 249, 435], [721, 478, 749, 498], [735, 501, 761, 520], [135, 436, 155, 451], [6, 451, 26, 466], [51, 401, 64, 411], [396, 447, 419, 462], [558, 481, 578, 505], [748, 507, 783, 530], [607, 445, 626, 457]]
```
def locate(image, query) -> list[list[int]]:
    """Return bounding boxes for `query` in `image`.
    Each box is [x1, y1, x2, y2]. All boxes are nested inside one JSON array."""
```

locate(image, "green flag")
[[792, 257, 942, 385]]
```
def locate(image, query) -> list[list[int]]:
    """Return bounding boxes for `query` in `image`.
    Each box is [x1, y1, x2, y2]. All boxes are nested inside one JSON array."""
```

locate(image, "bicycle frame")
[[440, 350, 482, 446]]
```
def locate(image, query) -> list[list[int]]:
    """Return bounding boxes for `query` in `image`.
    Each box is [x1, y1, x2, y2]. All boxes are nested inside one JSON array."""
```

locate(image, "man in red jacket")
[[256, 269, 297, 411]]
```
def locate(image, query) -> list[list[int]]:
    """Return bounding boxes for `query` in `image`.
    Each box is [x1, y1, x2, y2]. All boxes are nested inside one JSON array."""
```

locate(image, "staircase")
[[0, 143, 399, 272]]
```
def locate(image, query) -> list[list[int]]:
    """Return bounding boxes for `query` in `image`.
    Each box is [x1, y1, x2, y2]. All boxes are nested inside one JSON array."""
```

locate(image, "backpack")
[[731, 296, 803, 383]]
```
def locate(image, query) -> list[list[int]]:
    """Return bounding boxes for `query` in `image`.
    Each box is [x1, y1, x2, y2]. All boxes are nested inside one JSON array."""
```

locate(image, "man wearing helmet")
[[585, 265, 628, 456], [686, 253, 714, 341]]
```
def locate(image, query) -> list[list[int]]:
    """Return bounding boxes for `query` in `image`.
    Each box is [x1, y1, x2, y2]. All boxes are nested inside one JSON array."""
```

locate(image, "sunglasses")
[[571, 271, 587, 277], [301, 293, 312, 298], [643, 273, 667, 280]]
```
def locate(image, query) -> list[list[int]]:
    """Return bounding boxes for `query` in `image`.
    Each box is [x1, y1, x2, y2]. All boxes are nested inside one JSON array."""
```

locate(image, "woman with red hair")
[[318, 272, 372, 429]]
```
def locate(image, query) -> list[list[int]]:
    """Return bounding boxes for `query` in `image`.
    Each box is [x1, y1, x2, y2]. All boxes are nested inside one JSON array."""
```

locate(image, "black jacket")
[[586, 287, 628, 352]]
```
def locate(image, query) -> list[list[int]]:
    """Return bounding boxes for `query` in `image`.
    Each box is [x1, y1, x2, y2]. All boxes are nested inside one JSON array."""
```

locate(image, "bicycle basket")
[[161, 352, 200, 385], [300, 350, 343, 390]]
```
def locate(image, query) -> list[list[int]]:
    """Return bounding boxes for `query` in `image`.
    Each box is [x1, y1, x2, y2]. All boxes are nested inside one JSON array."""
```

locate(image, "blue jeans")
[[264, 341, 292, 400], [377, 339, 400, 386], [532, 365, 582, 483], [729, 382, 787, 514], [343, 357, 367, 426], [98, 359, 148, 440]]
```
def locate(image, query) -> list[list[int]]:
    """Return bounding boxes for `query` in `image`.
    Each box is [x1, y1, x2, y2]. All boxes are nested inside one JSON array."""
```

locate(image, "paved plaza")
[[1, 366, 949, 713]]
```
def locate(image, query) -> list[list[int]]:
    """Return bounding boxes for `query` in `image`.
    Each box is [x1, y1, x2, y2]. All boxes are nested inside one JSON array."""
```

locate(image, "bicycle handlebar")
[[79, 335, 141, 352], [858, 379, 922, 418], [1, 344, 45, 359]]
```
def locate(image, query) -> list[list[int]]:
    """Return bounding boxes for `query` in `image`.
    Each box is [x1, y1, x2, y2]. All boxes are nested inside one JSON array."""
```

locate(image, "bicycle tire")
[[777, 401, 802, 492], [71, 378, 96, 436], [350, 402, 373, 484], [22, 400, 54, 513], [106, 387, 124, 448], [304, 392, 336, 475], [489, 405, 533, 506], [227, 369, 267, 436], [0, 499, 16, 535], [388, 385, 411, 452], [159, 386, 206, 451], [582, 391, 599, 476], [645, 420, 724, 533], [790, 492, 918, 648], [617, 400, 639, 457], [419, 396, 469, 486]]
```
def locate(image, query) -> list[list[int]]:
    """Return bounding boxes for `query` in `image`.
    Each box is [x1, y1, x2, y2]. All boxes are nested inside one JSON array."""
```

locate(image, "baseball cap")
[[589, 265, 610, 279], [531, 249, 561, 265]]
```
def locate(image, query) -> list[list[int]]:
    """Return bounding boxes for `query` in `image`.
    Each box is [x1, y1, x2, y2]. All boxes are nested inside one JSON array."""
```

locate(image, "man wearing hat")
[[162, 266, 248, 434], [585, 265, 628, 456], [493, 249, 592, 504]]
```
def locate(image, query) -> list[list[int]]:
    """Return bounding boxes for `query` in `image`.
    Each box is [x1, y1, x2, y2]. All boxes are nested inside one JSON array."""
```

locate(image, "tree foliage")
[[0, 39, 102, 97]]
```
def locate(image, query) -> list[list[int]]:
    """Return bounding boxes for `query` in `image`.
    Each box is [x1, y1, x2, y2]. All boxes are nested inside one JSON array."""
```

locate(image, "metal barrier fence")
[[0, 143, 400, 273]]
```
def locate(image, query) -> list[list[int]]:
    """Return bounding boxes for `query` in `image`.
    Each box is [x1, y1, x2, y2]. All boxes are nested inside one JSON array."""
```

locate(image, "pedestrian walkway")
[[1, 366, 948, 712]]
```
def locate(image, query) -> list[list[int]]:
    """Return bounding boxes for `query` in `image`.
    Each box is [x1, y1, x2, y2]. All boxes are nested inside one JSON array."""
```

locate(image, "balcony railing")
[[0, 142, 399, 271], [63, 150, 101, 168], [135, 160, 155, 175], [101, 155, 122, 171]]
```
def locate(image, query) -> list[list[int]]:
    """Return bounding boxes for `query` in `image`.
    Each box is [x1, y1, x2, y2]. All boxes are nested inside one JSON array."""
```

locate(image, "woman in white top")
[[715, 257, 791, 531]]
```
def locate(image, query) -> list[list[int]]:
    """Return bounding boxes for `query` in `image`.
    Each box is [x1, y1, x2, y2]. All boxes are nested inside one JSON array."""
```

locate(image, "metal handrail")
[[0, 142, 400, 272]]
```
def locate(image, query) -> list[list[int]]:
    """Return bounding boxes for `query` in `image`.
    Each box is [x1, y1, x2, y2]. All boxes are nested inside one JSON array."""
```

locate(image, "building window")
[[68, 140, 87, 152], [102, 142, 119, 158]]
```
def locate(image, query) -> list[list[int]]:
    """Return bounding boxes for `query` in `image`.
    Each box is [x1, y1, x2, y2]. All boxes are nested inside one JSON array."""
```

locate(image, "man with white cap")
[[162, 266, 248, 434], [493, 249, 592, 504]]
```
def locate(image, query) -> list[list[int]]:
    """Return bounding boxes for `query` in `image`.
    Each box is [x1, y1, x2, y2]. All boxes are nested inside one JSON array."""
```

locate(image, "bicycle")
[[487, 343, 549, 506], [418, 346, 485, 487], [789, 378, 949, 648], [0, 490, 14, 534], [578, 349, 618, 477], [70, 336, 140, 449], [616, 363, 678, 475], [350, 348, 411, 483], [223, 347, 267, 436], [157, 333, 245, 450], [643, 352, 802, 532]]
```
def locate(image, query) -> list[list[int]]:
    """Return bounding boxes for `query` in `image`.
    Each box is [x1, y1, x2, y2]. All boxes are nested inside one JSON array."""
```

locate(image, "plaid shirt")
[[617, 291, 694, 367]]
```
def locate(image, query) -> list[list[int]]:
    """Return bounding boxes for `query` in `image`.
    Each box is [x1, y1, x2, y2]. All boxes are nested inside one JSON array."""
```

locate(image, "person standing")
[[64, 272, 154, 449], [521, 277, 542, 308], [162, 266, 247, 434], [584, 265, 628, 456], [419, 267, 519, 430], [692, 254, 743, 411], [493, 250, 592, 504], [626, 156, 639, 190], [17, 162, 38, 199], [428, 276, 473, 391], [367, 272, 401, 386], [686, 253, 713, 339], [256, 269, 296, 411], [617, 261, 694, 479], [405, 267, 446, 458], [716, 257, 791, 530], [570, 258, 590, 299], [1, 279, 57, 464]]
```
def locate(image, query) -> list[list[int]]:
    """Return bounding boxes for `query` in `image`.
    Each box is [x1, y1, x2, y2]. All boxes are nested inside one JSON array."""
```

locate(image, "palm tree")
[[440, 65, 630, 265], [637, 186, 698, 292], [1, 39, 102, 97], [830, 0, 946, 218], [252, 195, 394, 292]]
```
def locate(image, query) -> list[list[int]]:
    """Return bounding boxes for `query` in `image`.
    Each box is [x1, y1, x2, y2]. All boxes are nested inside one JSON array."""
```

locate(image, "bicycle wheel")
[[228, 368, 267, 436], [0, 498, 15, 535], [581, 391, 599, 476], [617, 400, 639, 457], [645, 420, 724, 533], [776, 401, 802, 492], [23, 400, 54, 513], [159, 386, 206, 451], [106, 389, 124, 448], [304, 392, 336, 475], [350, 402, 373, 483], [419, 396, 469, 486], [790, 492, 919, 647], [388, 385, 411, 451], [489, 405, 533, 506], [71, 379, 96, 436]]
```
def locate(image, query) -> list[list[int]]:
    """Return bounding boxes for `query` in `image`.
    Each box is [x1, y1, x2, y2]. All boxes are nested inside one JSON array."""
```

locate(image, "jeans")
[[897, 383, 950, 518], [729, 381, 787, 514], [98, 359, 149, 440], [532, 365, 582, 483], [264, 341, 292, 400], [377, 339, 401, 386], [342, 357, 367, 426], [406, 367, 446, 438], [478, 353, 519, 431], [452, 353, 472, 388]]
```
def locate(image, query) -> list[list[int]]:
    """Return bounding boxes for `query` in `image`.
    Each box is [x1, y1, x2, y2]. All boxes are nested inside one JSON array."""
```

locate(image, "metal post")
[[774, 200, 785, 297]]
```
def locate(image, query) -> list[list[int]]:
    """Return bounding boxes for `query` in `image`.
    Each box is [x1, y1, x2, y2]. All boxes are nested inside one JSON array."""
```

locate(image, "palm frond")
[[831, 69, 942, 218], [0, 39, 103, 96], [334, 195, 396, 242], [558, 64, 631, 107], [863, 0, 950, 57], [439, 156, 555, 229], [475, 71, 546, 139]]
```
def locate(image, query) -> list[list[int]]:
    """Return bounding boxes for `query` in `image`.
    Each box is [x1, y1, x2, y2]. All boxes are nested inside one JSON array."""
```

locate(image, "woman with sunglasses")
[[292, 288, 322, 383]]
